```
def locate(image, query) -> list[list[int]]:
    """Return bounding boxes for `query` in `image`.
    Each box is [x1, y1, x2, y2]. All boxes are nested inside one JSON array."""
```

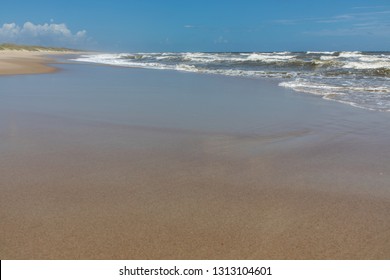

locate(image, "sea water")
[[73, 51, 390, 112]]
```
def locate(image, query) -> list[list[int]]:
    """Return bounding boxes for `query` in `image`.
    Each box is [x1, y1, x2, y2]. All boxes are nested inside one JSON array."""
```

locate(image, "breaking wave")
[[73, 51, 390, 112]]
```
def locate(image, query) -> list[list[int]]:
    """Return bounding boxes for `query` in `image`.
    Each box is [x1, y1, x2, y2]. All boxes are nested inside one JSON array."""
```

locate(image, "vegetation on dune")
[[0, 43, 78, 52]]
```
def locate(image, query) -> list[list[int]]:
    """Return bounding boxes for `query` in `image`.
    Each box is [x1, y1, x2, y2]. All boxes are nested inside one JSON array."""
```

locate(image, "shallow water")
[[73, 51, 390, 111]]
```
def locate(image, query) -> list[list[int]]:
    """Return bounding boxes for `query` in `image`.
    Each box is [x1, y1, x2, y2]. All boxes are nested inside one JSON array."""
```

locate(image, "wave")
[[245, 53, 296, 62], [338, 51, 363, 58], [343, 60, 390, 70], [280, 80, 390, 95], [72, 51, 390, 112], [279, 78, 390, 112], [307, 51, 337, 55], [75, 52, 390, 72]]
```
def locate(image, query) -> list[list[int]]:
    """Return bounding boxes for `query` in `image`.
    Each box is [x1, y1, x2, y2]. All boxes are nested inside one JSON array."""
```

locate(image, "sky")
[[0, 0, 389, 52]]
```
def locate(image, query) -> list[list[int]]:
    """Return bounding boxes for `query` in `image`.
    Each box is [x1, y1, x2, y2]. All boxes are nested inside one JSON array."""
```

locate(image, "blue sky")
[[0, 0, 389, 51]]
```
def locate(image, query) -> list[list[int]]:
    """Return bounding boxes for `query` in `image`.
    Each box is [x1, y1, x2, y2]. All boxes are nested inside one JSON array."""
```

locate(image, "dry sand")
[[0, 50, 77, 75]]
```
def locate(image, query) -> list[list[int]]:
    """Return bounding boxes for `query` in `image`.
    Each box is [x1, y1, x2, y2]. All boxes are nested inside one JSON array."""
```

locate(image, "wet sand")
[[0, 63, 390, 259]]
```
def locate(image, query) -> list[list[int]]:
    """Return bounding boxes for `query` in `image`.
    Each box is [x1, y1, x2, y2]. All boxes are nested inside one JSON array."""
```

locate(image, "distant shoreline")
[[0, 44, 82, 76]]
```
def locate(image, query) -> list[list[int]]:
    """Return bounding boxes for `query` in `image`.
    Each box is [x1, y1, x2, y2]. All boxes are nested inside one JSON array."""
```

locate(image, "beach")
[[1, 54, 390, 259], [0, 50, 58, 75]]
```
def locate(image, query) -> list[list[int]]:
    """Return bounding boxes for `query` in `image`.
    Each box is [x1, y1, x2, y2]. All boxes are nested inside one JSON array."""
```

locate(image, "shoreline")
[[0, 50, 81, 76]]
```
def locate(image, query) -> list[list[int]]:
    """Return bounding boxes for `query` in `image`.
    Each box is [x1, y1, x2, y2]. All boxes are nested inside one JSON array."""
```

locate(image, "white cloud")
[[0, 21, 87, 47], [273, 7, 390, 38], [0, 23, 21, 39], [274, 9, 390, 26]]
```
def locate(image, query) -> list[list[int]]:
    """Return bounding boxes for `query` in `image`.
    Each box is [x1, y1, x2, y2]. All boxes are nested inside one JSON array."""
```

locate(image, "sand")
[[0, 61, 390, 260], [0, 50, 79, 75]]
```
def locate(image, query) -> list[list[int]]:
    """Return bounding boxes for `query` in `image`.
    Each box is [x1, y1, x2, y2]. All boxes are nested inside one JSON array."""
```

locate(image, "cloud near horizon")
[[273, 8, 390, 38], [0, 21, 87, 47]]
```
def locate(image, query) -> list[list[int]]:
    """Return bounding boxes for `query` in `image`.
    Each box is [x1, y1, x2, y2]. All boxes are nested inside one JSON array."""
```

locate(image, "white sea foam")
[[338, 51, 363, 58], [280, 80, 390, 94], [72, 52, 390, 112], [342, 54, 390, 70], [279, 78, 390, 111], [246, 53, 296, 62], [175, 64, 199, 72], [320, 55, 336, 61], [343, 61, 390, 69], [279, 80, 343, 96], [74, 54, 172, 70], [182, 52, 221, 63], [307, 51, 336, 55]]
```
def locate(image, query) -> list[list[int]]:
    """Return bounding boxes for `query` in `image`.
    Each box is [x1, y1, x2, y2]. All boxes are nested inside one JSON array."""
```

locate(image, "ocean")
[[73, 51, 390, 112]]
